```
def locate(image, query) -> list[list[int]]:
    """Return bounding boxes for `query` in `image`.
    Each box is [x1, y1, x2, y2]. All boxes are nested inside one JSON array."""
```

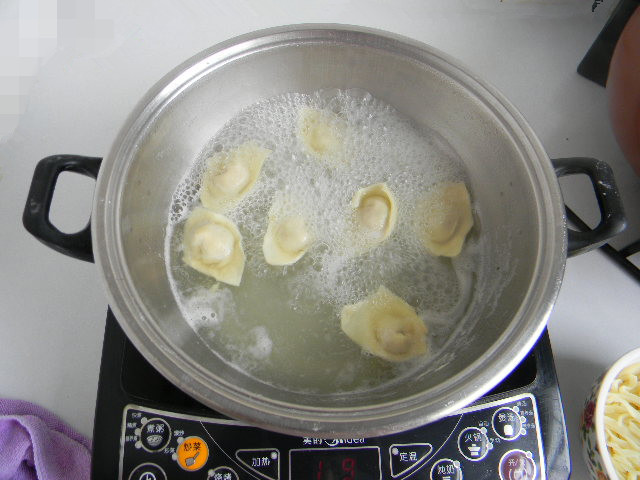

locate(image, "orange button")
[[176, 436, 209, 471]]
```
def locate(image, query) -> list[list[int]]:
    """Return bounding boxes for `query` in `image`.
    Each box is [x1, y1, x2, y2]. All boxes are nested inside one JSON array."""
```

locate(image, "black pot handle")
[[23, 155, 102, 263], [552, 157, 626, 257]]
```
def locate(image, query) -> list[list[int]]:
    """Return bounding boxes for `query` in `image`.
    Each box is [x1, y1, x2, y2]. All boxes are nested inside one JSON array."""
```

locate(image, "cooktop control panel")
[[119, 393, 544, 480]]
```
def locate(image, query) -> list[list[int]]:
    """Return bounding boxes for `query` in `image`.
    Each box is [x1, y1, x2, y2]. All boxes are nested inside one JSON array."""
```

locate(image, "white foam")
[[247, 326, 273, 360], [164, 89, 481, 393]]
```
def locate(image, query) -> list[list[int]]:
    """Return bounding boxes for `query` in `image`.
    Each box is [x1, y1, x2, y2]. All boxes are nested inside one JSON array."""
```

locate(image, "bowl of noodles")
[[581, 347, 640, 480]]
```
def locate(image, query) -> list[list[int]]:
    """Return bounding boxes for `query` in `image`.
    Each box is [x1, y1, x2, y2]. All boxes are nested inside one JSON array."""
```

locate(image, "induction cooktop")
[[91, 310, 570, 480]]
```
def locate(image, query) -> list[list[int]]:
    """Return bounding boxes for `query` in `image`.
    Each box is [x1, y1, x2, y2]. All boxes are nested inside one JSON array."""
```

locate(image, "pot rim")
[[92, 24, 567, 437]]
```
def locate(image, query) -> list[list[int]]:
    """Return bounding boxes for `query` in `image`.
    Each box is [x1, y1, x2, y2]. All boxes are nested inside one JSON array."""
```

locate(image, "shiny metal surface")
[[92, 25, 566, 437]]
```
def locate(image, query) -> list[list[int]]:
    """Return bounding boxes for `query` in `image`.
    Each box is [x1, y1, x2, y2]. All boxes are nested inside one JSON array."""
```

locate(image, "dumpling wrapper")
[[200, 143, 270, 212], [420, 182, 473, 257], [352, 183, 398, 247], [263, 214, 312, 266], [298, 107, 345, 160], [183, 208, 245, 286], [341, 286, 428, 362]]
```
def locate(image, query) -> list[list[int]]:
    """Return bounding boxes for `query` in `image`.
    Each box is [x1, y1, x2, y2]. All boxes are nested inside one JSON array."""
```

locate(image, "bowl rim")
[[594, 346, 640, 479]]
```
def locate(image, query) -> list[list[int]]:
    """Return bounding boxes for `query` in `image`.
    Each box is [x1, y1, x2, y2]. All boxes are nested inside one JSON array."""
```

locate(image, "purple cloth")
[[0, 399, 91, 480]]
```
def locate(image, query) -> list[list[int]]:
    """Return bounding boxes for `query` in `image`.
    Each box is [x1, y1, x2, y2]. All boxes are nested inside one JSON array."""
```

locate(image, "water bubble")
[[163, 88, 484, 393]]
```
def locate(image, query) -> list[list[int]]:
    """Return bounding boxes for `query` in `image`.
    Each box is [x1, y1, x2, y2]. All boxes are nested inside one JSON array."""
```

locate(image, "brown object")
[[608, 6, 640, 176]]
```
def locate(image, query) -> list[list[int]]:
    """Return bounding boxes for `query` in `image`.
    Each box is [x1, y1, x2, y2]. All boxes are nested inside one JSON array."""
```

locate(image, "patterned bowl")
[[580, 347, 640, 480]]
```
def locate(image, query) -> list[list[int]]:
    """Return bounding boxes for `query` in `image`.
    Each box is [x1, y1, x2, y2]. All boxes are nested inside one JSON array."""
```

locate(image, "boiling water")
[[165, 89, 480, 393]]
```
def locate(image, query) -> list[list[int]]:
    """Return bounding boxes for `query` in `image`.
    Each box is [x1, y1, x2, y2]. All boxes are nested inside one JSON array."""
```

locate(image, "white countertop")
[[1, 1, 639, 478]]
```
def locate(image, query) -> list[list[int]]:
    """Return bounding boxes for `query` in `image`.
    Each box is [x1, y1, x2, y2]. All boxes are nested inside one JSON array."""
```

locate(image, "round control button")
[[430, 458, 462, 480], [457, 427, 490, 461], [499, 449, 536, 480], [128, 463, 167, 480], [139, 418, 171, 452], [208, 466, 239, 480], [492, 407, 523, 440], [176, 436, 209, 471]]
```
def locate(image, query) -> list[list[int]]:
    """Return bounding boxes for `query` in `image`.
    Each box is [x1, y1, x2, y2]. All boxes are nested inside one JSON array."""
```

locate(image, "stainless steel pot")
[[23, 25, 625, 438]]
